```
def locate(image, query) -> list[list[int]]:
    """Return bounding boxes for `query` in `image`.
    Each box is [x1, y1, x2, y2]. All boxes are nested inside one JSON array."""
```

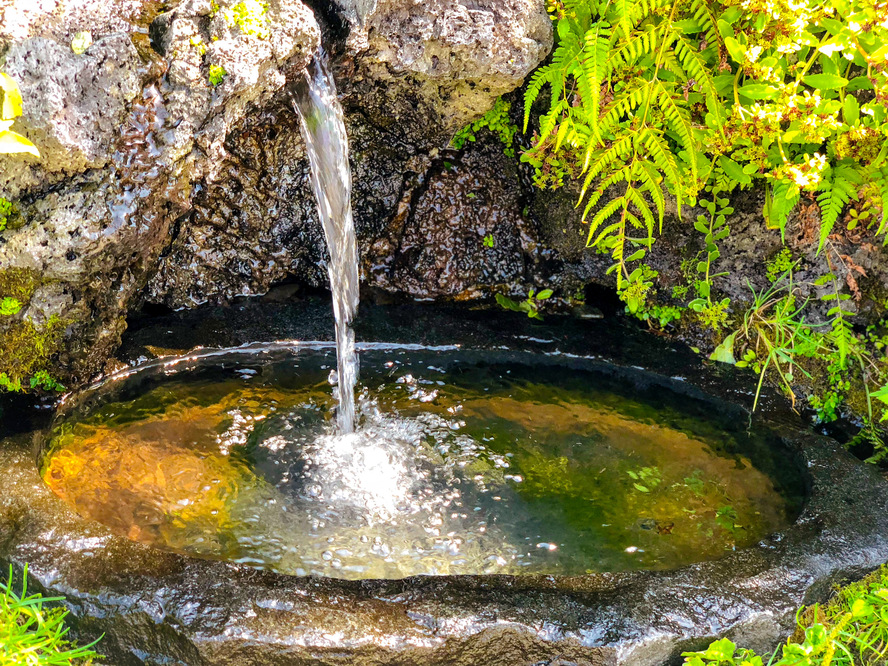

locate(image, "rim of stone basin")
[[4, 312, 888, 666]]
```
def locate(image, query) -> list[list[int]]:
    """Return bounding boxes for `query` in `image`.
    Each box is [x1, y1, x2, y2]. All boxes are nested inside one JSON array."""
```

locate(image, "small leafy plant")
[[208, 64, 227, 87], [684, 565, 888, 665], [688, 190, 733, 331], [495, 288, 554, 320], [451, 98, 519, 157], [0, 564, 103, 665]]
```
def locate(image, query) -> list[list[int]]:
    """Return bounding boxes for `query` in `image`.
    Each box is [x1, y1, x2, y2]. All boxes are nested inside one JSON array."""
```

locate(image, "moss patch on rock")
[[0, 267, 43, 305], [0, 316, 65, 392]]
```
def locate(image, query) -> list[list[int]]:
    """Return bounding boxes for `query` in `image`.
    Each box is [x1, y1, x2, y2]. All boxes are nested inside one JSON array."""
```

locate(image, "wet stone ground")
[[2, 302, 888, 666]]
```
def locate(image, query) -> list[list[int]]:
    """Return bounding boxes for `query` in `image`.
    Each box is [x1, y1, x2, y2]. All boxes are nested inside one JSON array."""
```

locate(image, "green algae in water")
[[42, 346, 805, 579]]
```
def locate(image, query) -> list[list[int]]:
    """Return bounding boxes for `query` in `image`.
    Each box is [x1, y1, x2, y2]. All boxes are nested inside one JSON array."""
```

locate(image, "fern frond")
[[638, 158, 666, 226], [584, 165, 632, 212], [577, 21, 613, 143], [660, 49, 687, 83], [687, 0, 720, 54], [627, 0, 672, 28], [586, 198, 625, 246], [638, 127, 681, 207], [816, 164, 861, 253], [674, 34, 723, 130], [523, 32, 582, 132], [523, 69, 552, 132], [612, 24, 664, 66], [653, 80, 697, 183], [873, 167, 888, 238], [625, 183, 655, 238], [611, 0, 632, 39], [579, 133, 634, 201], [600, 79, 652, 130]]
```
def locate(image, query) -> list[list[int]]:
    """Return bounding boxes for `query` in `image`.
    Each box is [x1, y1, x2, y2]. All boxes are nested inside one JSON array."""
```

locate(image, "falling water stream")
[[291, 53, 359, 433]]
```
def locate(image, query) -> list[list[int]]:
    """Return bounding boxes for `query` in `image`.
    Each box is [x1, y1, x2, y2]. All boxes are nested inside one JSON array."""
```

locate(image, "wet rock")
[[367, 144, 540, 299], [0, 0, 320, 386], [149, 0, 320, 179], [143, 101, 413, 306], [1, 87, 191, 386], [3, 305, 888, 666]]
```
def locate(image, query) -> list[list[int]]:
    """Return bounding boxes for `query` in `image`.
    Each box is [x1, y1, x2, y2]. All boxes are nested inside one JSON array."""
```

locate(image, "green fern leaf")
[[638, 158, 666, 226], [687, 0, 720, 55], [625, 184, 655, 237], [674, 34, 724, 131], [638, 128, 682, 212], [578, 21, 612, 143], [613, 24, 662, 65], [816, 164, 861, 253], [584, 165, 633, 211], [586, 198, 625, 246], [523, 68, 555, 132], [653, 80, 697, 183], [873, 167, 888, 239], [627, 0, 672, 27], [580, 134, 634, 201]]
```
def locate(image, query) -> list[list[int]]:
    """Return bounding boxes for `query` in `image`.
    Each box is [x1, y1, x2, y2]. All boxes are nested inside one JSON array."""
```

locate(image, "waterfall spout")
[[292, 53, 360, 434]]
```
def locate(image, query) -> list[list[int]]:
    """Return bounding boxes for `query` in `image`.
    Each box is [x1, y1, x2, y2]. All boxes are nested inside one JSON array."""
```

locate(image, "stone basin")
[[2, 300, 888, 666]]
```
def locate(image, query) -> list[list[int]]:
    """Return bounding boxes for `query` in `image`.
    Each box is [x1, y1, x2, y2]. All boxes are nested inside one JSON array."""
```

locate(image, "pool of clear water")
[[41, 344, 806, 579]]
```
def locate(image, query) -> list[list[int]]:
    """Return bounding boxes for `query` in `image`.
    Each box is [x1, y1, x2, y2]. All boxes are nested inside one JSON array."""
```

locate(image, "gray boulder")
[[0, 0, 320, 386]]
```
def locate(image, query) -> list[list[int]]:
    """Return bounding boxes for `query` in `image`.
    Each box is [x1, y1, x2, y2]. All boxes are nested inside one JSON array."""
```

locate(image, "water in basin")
[[41, 344, 805, 579]]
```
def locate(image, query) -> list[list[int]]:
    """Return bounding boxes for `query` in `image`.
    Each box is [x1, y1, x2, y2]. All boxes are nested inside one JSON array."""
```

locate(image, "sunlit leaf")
[[0, 129, 39, 156], [0, 72, 23, 120]]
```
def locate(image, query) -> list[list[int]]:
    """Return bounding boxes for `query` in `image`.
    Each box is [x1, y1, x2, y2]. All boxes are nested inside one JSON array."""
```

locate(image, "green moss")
[[0, 197, 12, 232], [0, 315, 65, 393], [223, 0, 270, 39], [208, 63, 227, 86], [0, 267, 42, 304]]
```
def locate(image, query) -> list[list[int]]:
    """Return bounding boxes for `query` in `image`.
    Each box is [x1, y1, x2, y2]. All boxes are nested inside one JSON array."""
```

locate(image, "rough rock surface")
[[3, 304, 888, 666], [0, 0, 320, 385], [335, 0, 553, 144], [0, 34, 143, 197], [1, 0, 553, 387], [0, 0, 156, 48], [366, 144, 542, 299]]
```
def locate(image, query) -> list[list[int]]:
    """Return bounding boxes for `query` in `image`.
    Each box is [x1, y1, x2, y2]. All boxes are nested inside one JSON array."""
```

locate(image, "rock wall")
[[0, 0, 553, 388], [134, 2, 555, 304]]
